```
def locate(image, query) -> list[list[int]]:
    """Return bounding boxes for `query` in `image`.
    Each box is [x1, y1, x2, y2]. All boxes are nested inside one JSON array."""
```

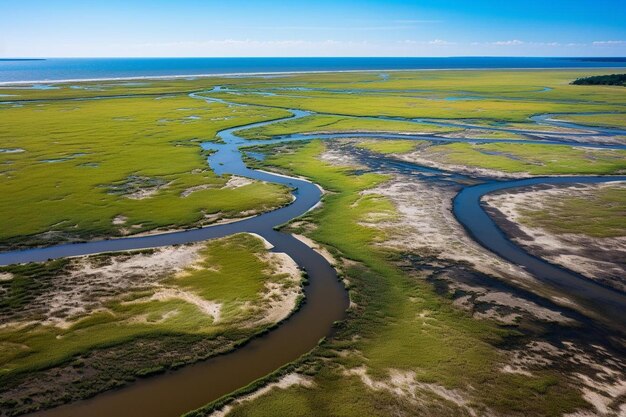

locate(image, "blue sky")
[[1, 0, 625, 57]]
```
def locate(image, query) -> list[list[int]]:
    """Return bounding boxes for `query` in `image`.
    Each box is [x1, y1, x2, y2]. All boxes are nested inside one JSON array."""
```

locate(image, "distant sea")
[[1, 57, 625, 84]]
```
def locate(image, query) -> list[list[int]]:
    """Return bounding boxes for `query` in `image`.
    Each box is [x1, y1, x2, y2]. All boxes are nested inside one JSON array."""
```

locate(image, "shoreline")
[[1, 66, 625, 86]]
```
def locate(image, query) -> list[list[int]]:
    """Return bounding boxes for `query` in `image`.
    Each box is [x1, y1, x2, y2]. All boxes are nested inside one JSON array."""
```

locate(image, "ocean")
[[0, 57, 625, 84]]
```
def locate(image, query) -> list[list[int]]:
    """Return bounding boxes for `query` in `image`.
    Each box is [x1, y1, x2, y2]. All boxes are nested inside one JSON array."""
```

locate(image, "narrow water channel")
[[454, 176, 626, 333]]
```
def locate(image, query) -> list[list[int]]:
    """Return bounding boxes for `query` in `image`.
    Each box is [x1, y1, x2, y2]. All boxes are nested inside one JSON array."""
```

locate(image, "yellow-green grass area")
[[0, 79, 216, 101], [236, 114, 460, 140], [207, 140, 586, 417], [420, 142, 626, 175], [0, 233, 299, 379], [203, 70, 626, 121], [555, 113, 626, 130], [518, 184, 626, 238], [235, 69, 623, 100], [356, 139, 427, 154], [0, 72, 385, 102], [0, 75, 302, 101], [0, 70, 401, 102], [207, 89, 625, 123], [0, 94, 292, 249], [4, 69, 625, 107]]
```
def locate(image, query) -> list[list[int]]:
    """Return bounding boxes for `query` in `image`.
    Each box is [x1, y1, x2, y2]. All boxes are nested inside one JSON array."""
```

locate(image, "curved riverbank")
[[453, 176, 626, 333], [20, 98, 347, 417]]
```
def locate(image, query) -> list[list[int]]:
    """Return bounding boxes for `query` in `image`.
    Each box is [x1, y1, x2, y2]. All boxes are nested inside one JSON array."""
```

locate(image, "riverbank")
[[213, 139, 625, 417], [484, 182, 626, 292]]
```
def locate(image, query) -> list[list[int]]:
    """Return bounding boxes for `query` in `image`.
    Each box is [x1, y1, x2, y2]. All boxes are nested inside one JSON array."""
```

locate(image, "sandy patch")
[[292, 233, 337, 266], [126, 185, 169, 199], [180, 184, 216, 197], [396, 151, 530, 179], [319, 145, 367, 169], [361, 174, 535, 285], [0, 272, 13, 281], [223, 175, 254, 189], [135, 288, 221, 322], [345, 366, 478, 415], [474, 291, 571, 323], [501, 364, 533, 377], [0, 244, 205, 329], [209, 373, 313, 417], [112, 215, 127, 225], [2, 232, 303, 330], [504, 340, 626, 415], [249, 248, 303, 326]]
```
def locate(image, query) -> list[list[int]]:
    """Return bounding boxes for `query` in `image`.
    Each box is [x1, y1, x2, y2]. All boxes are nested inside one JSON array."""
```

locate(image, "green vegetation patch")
[[519, 184, 626, 238], [205, 70, 626, 122], [0, 233, 298, 378], [223, 140, 586, 417], [0, 95, 292, 249], [238, 114, 458, 140], [422, 142, 626, 175], [572, 74, 626, 86], [555, 113, 626, 129]]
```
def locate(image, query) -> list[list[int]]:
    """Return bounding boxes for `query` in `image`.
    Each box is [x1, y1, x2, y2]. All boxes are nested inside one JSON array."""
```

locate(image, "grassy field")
[[215, 140, 587, 417], [422, 142, 626, 175], [237, 114, 460, 140], [356, 139, 626, 175], [555, 113, 626, 129], [2, 69, 624, 415], [2, 69, 624, 250], [203, 70, 626, 122], [518, 184, 626, 238], [0, 233, 298, 376], [0, 94, 291, 249], [207, 89, 624, 122]]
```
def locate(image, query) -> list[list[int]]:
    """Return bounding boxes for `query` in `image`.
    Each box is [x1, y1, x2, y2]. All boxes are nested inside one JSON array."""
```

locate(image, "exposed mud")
[[208, 373, 313, 417]]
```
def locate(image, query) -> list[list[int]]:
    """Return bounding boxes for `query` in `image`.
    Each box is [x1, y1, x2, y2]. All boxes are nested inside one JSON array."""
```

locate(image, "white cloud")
[[428, 39, 456, 46], [5, 37, 626, 58], [399, 39, 456, 46], [592, 40, 626, 46], [477, 40, 582, 48], [491, 40, 524, 46], [248, 25, 417, 31]]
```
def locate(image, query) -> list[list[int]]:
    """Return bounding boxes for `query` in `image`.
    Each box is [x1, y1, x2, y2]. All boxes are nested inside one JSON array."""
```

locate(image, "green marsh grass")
[[237, 115, 458, 140], [423, 142, 626, 175], [519, 184, 626, 238], [0, 233, 297, 378], [0, 95, 291, 248], [556, 113, 626, 129], [227, 140, 587, 417]]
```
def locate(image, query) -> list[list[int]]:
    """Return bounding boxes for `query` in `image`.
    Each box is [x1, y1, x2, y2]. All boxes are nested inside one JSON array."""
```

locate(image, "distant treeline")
[[571, 74, 626, 86]]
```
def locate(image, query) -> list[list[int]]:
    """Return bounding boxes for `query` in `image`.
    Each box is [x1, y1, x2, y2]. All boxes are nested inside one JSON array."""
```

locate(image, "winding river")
[[3, 88, 625, 417]]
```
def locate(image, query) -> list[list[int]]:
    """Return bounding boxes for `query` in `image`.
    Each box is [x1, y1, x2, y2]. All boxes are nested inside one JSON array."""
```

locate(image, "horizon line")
[[2, 56, 626, 60]]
